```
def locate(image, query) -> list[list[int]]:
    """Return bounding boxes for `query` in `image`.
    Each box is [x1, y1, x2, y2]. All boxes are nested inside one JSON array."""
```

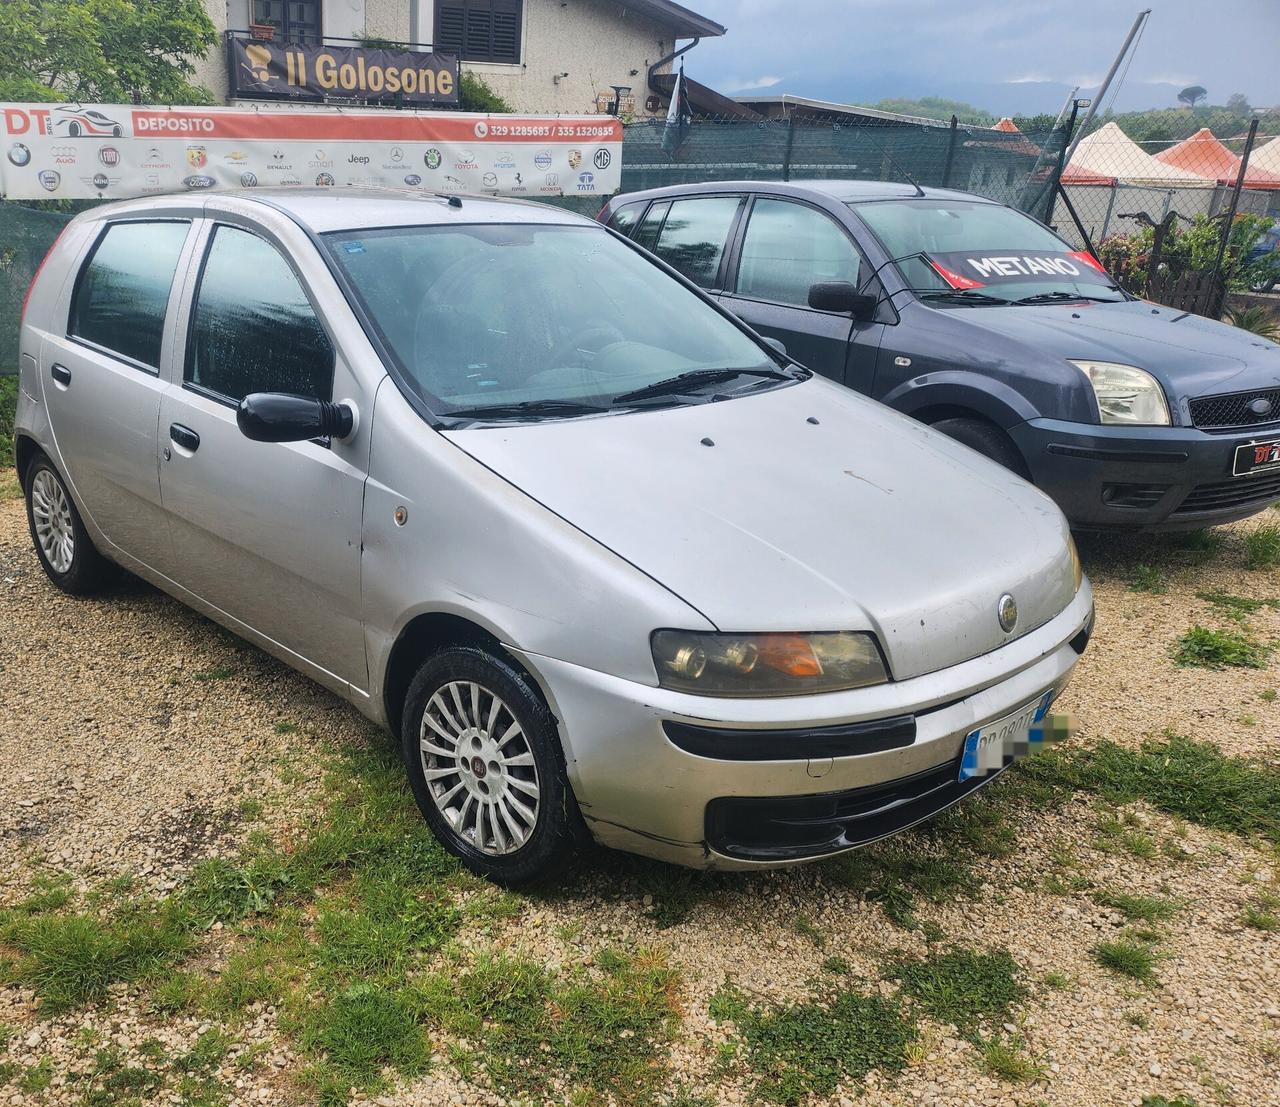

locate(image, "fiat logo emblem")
[[997, 593, 1018, 633]]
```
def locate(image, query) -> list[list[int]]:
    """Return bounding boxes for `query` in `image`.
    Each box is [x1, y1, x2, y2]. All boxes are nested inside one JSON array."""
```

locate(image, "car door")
[[720, 196, 886, 392], [38, 217, 195, 570], [157, 217, 371, 695], [636, 194, 745, 294]]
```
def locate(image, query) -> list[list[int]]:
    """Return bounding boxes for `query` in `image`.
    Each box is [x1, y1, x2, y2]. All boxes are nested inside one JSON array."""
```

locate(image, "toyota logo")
[[997, 593, 1018, 633]]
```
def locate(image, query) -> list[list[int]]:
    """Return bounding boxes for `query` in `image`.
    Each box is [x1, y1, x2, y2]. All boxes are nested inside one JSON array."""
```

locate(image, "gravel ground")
[[1, 478, 1279, 1107]]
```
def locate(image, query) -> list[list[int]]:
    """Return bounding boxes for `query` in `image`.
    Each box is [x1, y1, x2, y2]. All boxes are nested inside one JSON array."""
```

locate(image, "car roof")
[[78, 188, 599, 233], [607, 179, 994, 206]]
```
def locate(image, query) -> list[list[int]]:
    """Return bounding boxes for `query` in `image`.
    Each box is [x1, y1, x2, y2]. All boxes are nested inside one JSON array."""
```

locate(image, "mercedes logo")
[[997, 593, 1018, 633]]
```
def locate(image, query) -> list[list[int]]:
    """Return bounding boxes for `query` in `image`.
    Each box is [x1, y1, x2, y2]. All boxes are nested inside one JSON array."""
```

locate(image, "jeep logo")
[[348, 154, 370, 165]]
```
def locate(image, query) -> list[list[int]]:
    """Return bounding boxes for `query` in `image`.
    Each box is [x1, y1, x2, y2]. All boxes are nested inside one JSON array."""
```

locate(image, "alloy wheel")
[[30, 469, 75, 574], [419, 680, 540, 855]]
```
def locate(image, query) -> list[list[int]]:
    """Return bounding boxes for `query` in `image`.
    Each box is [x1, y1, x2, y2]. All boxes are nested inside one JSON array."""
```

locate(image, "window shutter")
[[435, 0, 521, 63]]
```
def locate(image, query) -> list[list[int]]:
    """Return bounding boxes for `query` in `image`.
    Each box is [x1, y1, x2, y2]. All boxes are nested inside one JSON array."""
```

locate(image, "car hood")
[[444, 377, 1077, 682], [953, 298, 1280, 399]]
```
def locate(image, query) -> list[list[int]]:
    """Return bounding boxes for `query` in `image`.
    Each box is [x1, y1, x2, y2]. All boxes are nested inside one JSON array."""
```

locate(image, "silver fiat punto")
[[14, 189, 1092, 883]]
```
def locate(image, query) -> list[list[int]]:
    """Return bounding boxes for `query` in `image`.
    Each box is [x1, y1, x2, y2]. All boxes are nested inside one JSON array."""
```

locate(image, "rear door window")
[[186, 225, 333, 403], [68, 221, 190, 370], [650, 196, 742, 289], [607, 201, 647, 235], [633, 200, 670, 252]]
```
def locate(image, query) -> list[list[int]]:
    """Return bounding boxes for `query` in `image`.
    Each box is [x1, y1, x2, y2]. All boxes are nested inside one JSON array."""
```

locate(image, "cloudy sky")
[[679, 0, 1280, 116]]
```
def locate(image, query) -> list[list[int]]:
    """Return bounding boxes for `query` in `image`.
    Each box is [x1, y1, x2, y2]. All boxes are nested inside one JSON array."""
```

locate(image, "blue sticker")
[[342, 241, 366, 254]]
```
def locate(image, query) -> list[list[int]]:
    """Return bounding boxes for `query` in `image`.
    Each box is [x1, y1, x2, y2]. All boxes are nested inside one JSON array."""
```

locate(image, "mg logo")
[[593, 148, 611, 170]]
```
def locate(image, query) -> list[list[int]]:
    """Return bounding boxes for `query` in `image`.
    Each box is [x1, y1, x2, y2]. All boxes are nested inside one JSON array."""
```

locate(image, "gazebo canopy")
[[1155, 127, 1280, 187], [1065, 121, 1207, 186], [1241, 133, 1280, 188]]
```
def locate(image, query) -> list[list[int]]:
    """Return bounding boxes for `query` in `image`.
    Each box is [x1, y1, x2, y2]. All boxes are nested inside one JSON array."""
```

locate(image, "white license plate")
[[959, 691, 1055, 782]]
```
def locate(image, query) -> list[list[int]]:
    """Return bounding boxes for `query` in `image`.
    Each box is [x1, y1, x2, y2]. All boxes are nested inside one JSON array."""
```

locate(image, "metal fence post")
[[780, 115, 795, 181], [940, 115, 958, 188], [1207, 116, 1259, 316]]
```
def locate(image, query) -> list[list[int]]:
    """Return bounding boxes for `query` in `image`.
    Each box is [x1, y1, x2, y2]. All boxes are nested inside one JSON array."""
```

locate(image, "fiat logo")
[[997, 593, 1018, 633]]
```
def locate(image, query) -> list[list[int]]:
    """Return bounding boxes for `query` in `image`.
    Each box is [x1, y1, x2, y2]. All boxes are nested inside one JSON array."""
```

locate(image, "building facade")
[[191, 0, 723, 115]]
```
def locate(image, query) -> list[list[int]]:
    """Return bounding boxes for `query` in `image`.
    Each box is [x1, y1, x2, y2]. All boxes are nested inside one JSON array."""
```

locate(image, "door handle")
[[169, 423, 200, 452], [50, 363, 71, 386]]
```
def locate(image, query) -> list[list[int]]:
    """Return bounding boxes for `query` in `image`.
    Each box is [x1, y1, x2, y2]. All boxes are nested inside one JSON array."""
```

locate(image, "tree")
[[0, 0, 216, 104], [1225, 92, 1252, 115], [1177, 85, 1207, 109], [861, 96, 994, 126]]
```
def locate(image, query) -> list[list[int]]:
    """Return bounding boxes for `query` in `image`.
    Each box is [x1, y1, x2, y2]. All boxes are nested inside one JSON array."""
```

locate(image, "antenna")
[[869, 135, 926, 197]]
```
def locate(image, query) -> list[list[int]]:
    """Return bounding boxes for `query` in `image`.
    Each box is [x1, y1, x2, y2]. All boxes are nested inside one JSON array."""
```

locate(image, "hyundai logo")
[[997, 593, 1018, 633], [1249, 397, 1274, 417]]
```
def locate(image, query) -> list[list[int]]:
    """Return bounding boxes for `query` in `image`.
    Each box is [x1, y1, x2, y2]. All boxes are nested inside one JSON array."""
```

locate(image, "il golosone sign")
[[0, 103, 623, 200], [227, 38, 458, 106]]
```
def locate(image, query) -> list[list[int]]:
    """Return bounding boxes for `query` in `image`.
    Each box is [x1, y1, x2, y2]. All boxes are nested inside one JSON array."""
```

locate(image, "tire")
[[68, 123, 80, 137], [930, 416, 1030, 479], [24, 455, 117, 595], [401, 646, 579, 885]]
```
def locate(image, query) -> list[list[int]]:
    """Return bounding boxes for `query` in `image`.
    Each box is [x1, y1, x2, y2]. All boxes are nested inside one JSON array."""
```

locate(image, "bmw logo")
[[8, 142, 31, 167], [1249, 397, 1274, 417], [997, 593, 1019, 633]]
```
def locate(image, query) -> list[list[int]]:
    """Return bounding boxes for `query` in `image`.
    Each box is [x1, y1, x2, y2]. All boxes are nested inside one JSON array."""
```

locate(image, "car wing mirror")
[[237, 392, 357, 443], [808, 281, 878, 321], [761, 336, 787, 357]]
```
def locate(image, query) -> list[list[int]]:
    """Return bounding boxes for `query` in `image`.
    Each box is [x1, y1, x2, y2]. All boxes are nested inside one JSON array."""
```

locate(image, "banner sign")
[[0, 103, 623, 200], [926, 249, 1111, 290], [227, 38, 458, 106]]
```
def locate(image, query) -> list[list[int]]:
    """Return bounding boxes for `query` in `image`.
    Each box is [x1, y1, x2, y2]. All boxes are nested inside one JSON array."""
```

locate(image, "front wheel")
[[24, 455, 117, 595], [401, 646, 579, 885], [930, 416, 1030, 480]]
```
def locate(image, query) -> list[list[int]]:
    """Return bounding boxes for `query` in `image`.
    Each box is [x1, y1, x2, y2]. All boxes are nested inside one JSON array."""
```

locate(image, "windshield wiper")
[[916, 288, 1010, 306], [612, 366, 797, 404], [445, 398, 609, 422], [1012, 290, 1124, 305]]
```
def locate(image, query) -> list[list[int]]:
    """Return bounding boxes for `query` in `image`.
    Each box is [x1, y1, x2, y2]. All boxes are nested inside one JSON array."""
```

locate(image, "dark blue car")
[[600, 180, 1280, 531]]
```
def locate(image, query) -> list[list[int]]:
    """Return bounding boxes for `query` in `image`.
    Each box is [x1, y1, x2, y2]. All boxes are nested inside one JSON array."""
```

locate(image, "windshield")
[[851, 199, 1126, 304], [325, 223, 782, 418]]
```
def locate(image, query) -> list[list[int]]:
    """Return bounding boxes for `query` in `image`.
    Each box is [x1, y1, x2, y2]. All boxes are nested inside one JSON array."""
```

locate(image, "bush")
[[0, 375, 15, 469]]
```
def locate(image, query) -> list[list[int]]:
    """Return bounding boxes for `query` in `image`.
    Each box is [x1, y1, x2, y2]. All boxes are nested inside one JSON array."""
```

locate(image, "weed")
[[1131, 565, 1169, 593], [1173, 625, 1272, 669], [1245, 525, 1280, 570], [1092, 939, 1160, 985], [273, 721, 298, 734], [1126, 1011, 1150, 1028], [1196, 591, 1280, 621], [1261, 689, 1277, 702], [1093, 890, 1178, 923], [886, 946, 1026, 1041], [829, 847, 980, 930], [1173, 528, 1226, 565], [1243, 905, 1278, 931], [794, 915, 824, 948], [821, 955, 851, 975], [236, 798, 264, 820], [978, 1035, 1046, 1083], [1141, 1097, 1200, 1107], [19, 1057, 53, 1094], [1094, 813, 1158, 859], [192, 664, 237, 682], [1042, 971, 1073, 989], [150, 970, 202, 1014]]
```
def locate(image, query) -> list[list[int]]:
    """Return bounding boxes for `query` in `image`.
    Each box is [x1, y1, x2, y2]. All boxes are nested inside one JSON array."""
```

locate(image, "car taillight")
[[21, 225, 68, 325]]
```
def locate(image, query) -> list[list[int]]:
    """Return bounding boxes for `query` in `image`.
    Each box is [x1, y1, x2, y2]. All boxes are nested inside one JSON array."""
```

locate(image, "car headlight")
[[1069, 360, 1170, 426], [651, 630, 888, 697], [1067, 534, 1083, 593]]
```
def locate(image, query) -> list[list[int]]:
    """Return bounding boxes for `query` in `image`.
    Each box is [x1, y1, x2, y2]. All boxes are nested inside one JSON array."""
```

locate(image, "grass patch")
[[192, 664, 237, 682], [1093, 890, 1178, 924], [0, 376, 15, 470], [1038, 733, 1280, 845], [1092, 938, 1160, 985], [1131, 564, 1169, 593], [828, 846, 981, 930], [1094, 812, 1158, 859], [415, 948, 679, 1105], [708, 981, 916, 1105], [1245, 524, 1280, 569], [886, 946, 1026, 1041], [1196, 590, 1280, 622], [1173, 625, 1272, 669], [978, 1035, 1046, 1083]]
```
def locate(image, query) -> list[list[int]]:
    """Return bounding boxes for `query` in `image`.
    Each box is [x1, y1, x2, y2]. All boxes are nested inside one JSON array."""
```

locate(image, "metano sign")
[[227, 38, 458, 106]]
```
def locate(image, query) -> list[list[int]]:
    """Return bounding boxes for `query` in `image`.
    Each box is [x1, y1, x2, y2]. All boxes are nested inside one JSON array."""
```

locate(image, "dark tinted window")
[[633, 200, 669, 251], [651, 196, 740, 288], [607, 201, 646, 235], [736, 199, 860, 306], [69, 221, 189, 369], [187, 226, 333, 403]]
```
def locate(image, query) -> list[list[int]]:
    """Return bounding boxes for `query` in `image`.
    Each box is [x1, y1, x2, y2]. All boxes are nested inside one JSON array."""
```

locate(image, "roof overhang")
[[735, 94, 955, 128], [618, 0, 726, 38]]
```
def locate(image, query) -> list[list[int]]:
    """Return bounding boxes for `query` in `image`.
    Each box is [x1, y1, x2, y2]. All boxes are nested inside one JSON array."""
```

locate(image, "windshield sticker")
[[926, 250, 1111, 289]]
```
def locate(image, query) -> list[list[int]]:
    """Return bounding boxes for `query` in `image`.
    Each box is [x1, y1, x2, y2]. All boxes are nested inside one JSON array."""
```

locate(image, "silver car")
[[14, 190, 1093, 883]]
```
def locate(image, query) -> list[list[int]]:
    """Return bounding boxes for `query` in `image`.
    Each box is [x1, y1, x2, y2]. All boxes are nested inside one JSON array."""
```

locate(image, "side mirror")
[[761, 336, 788, 357], [808, 281, 878, 321], [237, 392, 356, 443]]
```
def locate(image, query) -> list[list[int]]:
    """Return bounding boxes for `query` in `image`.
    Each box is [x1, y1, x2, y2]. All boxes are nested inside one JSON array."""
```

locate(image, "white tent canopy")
[[1066, 121, 1208, 187], [1249, 134, 1280, 180]]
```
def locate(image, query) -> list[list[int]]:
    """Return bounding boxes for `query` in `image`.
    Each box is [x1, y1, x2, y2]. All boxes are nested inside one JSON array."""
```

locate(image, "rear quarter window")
[[68, 220, 189, 370]]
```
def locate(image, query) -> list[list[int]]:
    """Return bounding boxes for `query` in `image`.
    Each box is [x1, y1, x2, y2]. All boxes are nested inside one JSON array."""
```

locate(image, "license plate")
[[959, 691, 1055, 782], [1233, 439, 1280, 477]]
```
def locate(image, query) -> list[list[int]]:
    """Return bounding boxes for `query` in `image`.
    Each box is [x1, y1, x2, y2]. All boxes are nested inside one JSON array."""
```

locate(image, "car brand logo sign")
[[315, 172, 335, 186], [997, 593, 1018, 633], [534, 149, 552, 170], [98, 146, 120, 167], [91, 172, 109, 190], [424, 147, 442, 169], [7, 143, 30, 167], [182, 174, 215, 190], [186, 145, 207, 168], [403, 173, 422, 186], [481, 172, 498, 189], [592, 148, 611, 170], [1249, 397, 1274, 417], [240, 171, 258, 187], [37, 169, 60, 191], [567, 149, 582, 169]]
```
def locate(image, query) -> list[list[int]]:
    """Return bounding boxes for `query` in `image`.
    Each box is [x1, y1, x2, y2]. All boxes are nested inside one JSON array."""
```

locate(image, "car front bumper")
[[511, 584, 1093, 870], [1010, 417, 1280, 530]]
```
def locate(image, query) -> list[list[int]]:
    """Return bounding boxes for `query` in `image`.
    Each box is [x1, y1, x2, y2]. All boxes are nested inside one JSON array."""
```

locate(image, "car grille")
[[1188, 388, 1280, 430], [1174, 471, 1280, 515]]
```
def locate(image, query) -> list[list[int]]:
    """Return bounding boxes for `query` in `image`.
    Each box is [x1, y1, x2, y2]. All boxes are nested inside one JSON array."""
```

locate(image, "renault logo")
[[997, 593, 1018, 633]]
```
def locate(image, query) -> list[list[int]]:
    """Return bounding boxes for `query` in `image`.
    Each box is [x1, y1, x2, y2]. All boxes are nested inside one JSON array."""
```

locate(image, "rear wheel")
[[931, 417, 1030, 479], [401, 646, 578, 885], [24, 455, 117, 595]]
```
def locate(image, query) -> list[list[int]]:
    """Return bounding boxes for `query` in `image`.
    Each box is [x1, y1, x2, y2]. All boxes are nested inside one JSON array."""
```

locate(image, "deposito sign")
[[0, 103, 623, 200]]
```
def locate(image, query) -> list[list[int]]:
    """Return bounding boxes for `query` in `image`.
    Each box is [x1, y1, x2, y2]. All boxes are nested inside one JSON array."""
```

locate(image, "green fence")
[[0, 114, 1072, 374]]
